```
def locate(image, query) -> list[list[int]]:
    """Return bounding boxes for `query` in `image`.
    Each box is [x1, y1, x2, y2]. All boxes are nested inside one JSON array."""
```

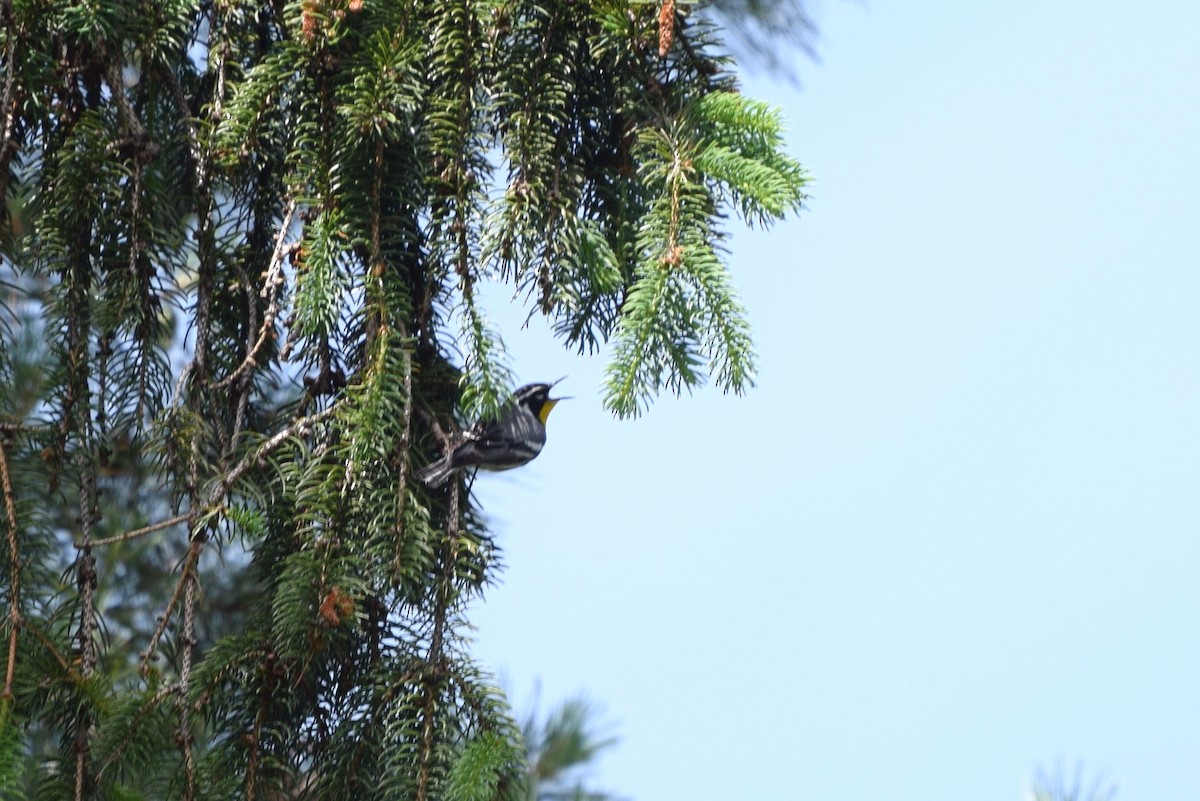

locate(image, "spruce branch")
[[418, 474, 463, 801], [93, 683, 179, 783], [0, 0, 17, 216], [0, 2, 807, 793], [140, 404, 341, 672], [21, 619, 76, 678], [213, 197, 297, 392], [0, 439, 18, 702], [391, 345, 416, 571], [78, 512, 191, 549], [177, 549, 199, 801], [0, 423, 53, 434]]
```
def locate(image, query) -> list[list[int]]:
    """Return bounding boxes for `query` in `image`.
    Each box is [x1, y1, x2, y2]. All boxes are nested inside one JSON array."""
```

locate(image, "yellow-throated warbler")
[[415, 381, 567, 487]]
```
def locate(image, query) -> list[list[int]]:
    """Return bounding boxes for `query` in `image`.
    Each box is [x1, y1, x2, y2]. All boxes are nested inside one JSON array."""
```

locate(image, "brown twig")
[[75, 451, 98, 801], [76, 457, 99, 674], [0, 422, 54, 434], [2, 622, 14, 703], [22, 619, 74, 676], [100, 45, 150, 152], [418, 407, 454, 452], [0, 439, 19, 700], [392, 347, 415, 571], [0, 0, 19, 215], [140, 538, 200, 672], [417, 473, 463, 801], [94, 682, 178, 781], [176, 552, 199, 801], [213, 198, 297, 391], [80, 513, 190, 549]]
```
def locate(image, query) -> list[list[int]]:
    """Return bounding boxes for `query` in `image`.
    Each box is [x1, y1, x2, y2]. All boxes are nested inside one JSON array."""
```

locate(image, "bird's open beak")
[[549, 376, 571, 402], [539, 378, 570, 423]]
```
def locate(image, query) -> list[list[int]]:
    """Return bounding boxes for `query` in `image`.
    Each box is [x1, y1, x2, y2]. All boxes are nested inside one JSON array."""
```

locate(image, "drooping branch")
[[0, 438, 19, 701], [213, 198, 297, 392], [80, 513, 190, 549], [0, 0, 18, 213], [140, 403, 341, 671]]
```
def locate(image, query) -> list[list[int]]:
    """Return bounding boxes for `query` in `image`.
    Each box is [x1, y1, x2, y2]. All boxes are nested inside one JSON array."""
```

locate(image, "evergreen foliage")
[[0, 1, 806, 798], [521, 696, 616, 801]]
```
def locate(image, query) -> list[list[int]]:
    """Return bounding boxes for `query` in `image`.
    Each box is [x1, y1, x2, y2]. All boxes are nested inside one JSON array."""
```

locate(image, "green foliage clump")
[[0, 0, 806, 799]]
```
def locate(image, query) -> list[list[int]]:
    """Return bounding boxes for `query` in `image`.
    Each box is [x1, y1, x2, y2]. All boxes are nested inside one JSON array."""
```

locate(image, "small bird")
[[415, 381, 567, 487]]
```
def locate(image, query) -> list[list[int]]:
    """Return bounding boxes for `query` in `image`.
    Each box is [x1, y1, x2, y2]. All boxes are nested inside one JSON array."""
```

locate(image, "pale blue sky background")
[[469, 2, 1200, 799]]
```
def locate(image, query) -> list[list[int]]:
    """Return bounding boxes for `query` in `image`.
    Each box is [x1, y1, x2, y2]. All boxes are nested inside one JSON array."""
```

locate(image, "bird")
[[415, 380, 567, 487]]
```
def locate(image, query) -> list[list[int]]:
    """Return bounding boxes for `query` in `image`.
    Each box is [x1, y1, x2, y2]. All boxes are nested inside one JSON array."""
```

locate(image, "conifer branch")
[[213, 198, 297, 392], [177, 555, 199, 801], [81, 513, 190, 549], [141, 403, 341, 672], [0, 422, 52, 434], [0, 2, 806, 793], [418, 472, 462, 801], [0, 0, 16, 212], [0, 439, 18, 701], [21, 619, 74, 677], [94, 683, 178, 782], [392, 346, 415, 567]]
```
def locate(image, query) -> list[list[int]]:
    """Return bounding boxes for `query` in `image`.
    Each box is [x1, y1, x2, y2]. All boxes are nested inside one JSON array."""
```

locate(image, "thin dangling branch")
[[417, 472, 461, 801], [213, 198, 297, 392], [0, 438, 20, 701]]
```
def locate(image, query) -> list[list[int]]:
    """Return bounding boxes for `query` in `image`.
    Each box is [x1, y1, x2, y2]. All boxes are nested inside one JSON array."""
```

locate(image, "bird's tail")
[[414, 458, 454, 487]]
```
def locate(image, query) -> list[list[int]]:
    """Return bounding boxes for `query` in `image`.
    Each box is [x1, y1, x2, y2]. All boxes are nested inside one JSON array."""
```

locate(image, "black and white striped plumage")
[[415, 382, 564, 487]]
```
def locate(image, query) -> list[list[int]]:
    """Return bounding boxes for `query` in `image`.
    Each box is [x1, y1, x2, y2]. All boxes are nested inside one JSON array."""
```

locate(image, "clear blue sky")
[[469, 2, 1200, 799]]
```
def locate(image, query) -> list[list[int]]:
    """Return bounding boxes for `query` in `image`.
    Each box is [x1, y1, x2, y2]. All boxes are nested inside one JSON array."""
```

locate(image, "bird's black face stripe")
[[514, 385, 550, 408], [513, 385, 553, 420]]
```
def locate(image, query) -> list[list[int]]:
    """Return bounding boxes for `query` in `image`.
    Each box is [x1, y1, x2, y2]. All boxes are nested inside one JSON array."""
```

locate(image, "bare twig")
[[0, 0, 19, 213], [0, 422, 53, 435], [213, 199, 297, 392], [76, 455, 98, 674], [392, 347, 415, 570], [100, 47, 149, 148], [0, 439, 20, 700], [22, 618, 74, 676], [418, 407, 454, 451], [80, 513, 189, 549], [140, 538, 200, 672], [176, 555, 199, 801], [74, 452, 99, 801], [69, 306, 98, 801], [417, 473, 462, 801]]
